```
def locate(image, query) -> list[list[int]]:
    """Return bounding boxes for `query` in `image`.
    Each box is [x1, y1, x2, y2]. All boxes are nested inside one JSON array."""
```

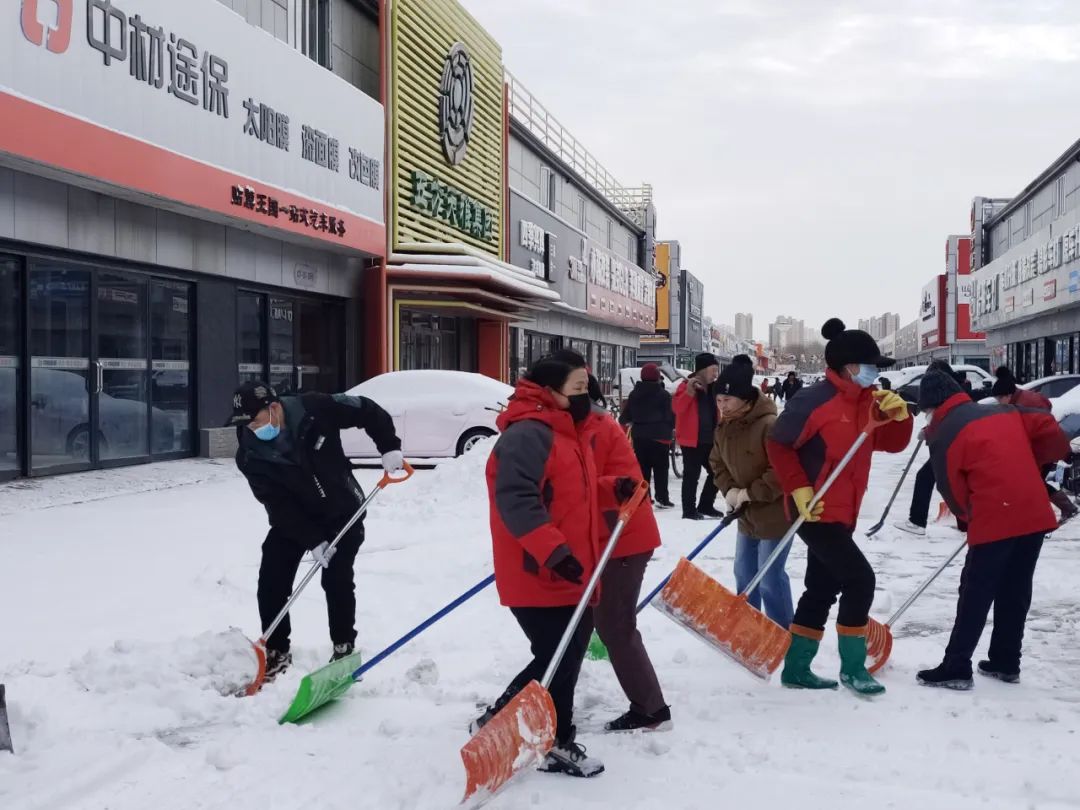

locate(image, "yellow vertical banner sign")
[[655, 241, 671, 334]]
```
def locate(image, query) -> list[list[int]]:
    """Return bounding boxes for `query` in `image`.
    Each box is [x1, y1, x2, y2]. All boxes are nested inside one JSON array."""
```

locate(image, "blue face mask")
[[252, 410, 280, 441], [852, 364, 879, 388]]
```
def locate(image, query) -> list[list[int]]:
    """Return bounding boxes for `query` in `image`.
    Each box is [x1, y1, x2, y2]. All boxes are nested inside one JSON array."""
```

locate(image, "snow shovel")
[[280, 573, 496, 724], [654, 408, 890, 679], [237, 462, 415, 698], [587, 506, 746, 661], [866, 537, 967, 673], [459, 480, 650, 807], [865, 439, 924, 537], [0, 685, 12, 754]]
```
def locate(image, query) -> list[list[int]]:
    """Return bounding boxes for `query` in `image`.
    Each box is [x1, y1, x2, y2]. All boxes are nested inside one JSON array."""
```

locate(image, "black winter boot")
[[538, 726, 604, 777], [978, 660, 1020, 684], [604, 705, 672, 733], [917, 660, 974, 690]]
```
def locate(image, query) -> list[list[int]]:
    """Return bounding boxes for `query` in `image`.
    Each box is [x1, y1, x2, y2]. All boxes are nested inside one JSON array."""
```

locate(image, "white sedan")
[[340, 370, 513, 459]]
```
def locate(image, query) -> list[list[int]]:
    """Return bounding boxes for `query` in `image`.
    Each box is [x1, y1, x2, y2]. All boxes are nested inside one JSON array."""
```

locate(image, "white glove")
[[724, 488, 750, 509], [381, 450, 405, 473], [311, 541, 336, 569]]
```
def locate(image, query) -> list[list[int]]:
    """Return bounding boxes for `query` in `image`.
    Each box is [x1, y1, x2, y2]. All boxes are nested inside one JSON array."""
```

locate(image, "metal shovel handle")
[[540, 481, 650, 689], [741, 405, 892, 598], [259, 462, 415, 645], [885, 537, 967, 627]]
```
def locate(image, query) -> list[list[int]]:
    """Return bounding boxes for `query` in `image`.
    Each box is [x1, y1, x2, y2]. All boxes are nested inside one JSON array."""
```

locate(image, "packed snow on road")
[[1, 434, 1079, 809]]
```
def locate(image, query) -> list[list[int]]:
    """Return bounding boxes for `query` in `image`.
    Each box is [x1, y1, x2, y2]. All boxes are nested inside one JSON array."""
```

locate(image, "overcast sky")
[[466, 0, 1080, 341]]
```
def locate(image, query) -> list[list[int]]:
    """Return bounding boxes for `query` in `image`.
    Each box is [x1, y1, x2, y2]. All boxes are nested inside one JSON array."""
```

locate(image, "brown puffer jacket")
[[709, 392, 792, 540]]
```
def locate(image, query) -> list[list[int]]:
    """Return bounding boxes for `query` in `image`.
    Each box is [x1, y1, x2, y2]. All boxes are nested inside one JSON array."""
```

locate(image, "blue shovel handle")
[[352, 574, 496, 680], [635, 507, 744, 613]]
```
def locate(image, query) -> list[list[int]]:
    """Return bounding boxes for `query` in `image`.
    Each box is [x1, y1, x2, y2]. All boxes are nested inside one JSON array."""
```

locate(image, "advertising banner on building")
[[585, 240, 656, 332], [2, 0, 385, 254], [919, 275, 946, 350], [946, 235, 984, 342], [681, 270, 704, 354], [641, 240, 671, 343], [508, 189, 586, 310], [389, 0, 504, 257]]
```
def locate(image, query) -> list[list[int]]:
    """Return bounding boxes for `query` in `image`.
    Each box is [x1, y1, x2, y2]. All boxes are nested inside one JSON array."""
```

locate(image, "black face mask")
[[567, 393, 592, 423]]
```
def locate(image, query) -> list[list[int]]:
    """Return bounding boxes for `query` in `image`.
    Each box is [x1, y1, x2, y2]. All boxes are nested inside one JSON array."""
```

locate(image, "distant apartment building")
[[734, 312, 754, 342]]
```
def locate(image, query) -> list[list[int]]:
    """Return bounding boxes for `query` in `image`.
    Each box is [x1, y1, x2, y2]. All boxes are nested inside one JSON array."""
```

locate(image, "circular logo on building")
[[439, 43, 474, 166]]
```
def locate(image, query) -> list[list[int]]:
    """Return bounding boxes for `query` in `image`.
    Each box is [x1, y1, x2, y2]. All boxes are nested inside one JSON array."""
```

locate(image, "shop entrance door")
[[0, 257, 22, 481], [27, 262, 193, 476]]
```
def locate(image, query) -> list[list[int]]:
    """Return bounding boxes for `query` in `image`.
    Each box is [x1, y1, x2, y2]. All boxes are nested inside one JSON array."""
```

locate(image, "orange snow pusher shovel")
[[459, 480, 650, 807], [236, 462, 415, 698], [866, 536, 967, 673], [655, 405, 891, 679]]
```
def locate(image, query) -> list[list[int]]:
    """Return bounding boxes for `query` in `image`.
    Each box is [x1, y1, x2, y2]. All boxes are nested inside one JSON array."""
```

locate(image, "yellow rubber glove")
[[792, 486, 824, 522], [872, 389, 910, 422]]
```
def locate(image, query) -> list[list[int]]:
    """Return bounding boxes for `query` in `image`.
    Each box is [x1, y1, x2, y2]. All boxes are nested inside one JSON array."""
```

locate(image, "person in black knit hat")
[[673, 352, 722, 519]]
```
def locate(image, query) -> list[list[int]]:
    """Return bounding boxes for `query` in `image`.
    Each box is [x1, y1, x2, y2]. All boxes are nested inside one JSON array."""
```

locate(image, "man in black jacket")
[[228, 381, 403, 680], [780, 372, 803, 402], [619, 363, 675, 508]]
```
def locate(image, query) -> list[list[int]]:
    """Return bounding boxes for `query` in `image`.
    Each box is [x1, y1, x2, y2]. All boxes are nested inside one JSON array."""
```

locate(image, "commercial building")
[[639, 242, 708, 371], [504, 76, 656, 387], [734, 312, 754, 343], [377, 0, 557, 378], [969, 144, 1080, 380], [1, 0, 385, 480]]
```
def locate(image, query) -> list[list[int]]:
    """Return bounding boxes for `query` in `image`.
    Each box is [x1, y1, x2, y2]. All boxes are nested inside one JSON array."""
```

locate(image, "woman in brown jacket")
[[709, 357, 794, 628]]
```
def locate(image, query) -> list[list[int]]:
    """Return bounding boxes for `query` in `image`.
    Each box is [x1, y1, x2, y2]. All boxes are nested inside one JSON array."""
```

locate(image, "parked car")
[[0, 367, 175, 459], [976, 373, 1080, 406], [882, 364, 994, 413], [340, 370, 512, 459]]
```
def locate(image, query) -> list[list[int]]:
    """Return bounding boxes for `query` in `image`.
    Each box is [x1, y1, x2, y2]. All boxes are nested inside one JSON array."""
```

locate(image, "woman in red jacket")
[[474, 357, 605, 778], [914, 370, 1068, 689], [556, 354, 668, 733], [768, 319, 913, 696]]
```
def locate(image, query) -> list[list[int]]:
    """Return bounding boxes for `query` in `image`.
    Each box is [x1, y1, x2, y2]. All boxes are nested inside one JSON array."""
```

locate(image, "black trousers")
[[257, 523, 364, 653], [680, 444, 719, 515], [909, 460, 936, 528], [792, 522, 876, 630], [633, 438, 671, 504], [495, 606, 592, 744], [944, 533, 1044, 674]]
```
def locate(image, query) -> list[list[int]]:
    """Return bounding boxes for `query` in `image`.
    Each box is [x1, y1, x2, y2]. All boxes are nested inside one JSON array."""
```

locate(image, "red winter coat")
[[486, 380, 601, 608], [767, 369, 913, 528], [672, 379, 712, 447], [928, 393, 1068, 545], [1009, 388, 1053, 411], [583, 406, 661, 559]]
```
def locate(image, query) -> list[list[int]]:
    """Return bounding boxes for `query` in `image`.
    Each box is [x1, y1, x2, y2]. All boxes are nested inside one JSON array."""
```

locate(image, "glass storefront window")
[[98, 272, 149, 462], [298, 299, 344, 393], [269, 298, 295, 393], [238, 291, 265, 384], [597, 343, 615, 394], [29, 264, 92, 473], [151, 280, 193, 455], [0, 257, 21, 478]]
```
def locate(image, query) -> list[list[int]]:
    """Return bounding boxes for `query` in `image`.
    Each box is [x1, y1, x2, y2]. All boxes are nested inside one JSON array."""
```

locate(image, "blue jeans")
[[734, 531, 794, 629]]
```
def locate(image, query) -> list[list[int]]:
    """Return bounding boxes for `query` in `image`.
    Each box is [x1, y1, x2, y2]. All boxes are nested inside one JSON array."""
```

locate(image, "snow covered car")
[[976, 374, 1080, 406], [339, 370, 512, 459], [881, 365, 994, 412]]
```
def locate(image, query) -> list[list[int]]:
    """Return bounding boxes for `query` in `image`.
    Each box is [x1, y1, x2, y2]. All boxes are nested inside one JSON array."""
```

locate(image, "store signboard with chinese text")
[[2, 0, 383, 251]]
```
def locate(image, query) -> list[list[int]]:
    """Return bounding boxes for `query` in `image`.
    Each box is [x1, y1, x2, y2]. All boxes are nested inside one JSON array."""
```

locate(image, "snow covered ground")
[[2, 433, 1080, 810]]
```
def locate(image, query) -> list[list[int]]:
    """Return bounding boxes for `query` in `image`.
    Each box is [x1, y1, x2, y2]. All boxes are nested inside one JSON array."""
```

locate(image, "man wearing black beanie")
[[673, 353, 722, 519]]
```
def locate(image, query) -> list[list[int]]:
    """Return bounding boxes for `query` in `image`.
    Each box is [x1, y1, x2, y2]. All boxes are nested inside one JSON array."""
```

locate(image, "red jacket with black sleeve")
[[672, 378, 714, 448], [486, 380, 601, 608], [583, 406, 661, 559], [927, 393, 1067, 545], [767, 369, 913, 528]]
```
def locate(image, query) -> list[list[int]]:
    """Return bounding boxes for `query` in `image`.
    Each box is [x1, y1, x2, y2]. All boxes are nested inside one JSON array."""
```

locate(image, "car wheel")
[[456, 427, 496, 457], [66, 425, 107, 459]]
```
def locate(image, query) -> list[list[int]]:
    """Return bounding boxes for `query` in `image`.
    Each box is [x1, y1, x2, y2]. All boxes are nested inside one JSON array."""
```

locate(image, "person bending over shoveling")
[[913, 370, 1068, 689], [767, 319, 913, 696], [228, 380, 403, 683]]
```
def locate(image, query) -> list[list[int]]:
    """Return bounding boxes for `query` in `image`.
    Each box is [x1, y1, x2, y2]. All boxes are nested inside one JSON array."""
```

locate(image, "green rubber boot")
[[781, 629, 839, 690], [838, 627, 886, 697]]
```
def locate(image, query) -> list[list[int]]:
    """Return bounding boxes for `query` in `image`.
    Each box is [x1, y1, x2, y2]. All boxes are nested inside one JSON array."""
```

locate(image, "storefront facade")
[[640, 241, 707, 372], [505, 106, 655, 389], [376, 0, 557, 379], [1, 0, 384, 479], [970, 150, 1080, 382]]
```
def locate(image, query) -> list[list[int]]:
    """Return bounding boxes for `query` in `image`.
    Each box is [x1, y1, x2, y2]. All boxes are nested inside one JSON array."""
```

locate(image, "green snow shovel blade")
[[586, 631, 609, 661], [279, 651, 364, 724]]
